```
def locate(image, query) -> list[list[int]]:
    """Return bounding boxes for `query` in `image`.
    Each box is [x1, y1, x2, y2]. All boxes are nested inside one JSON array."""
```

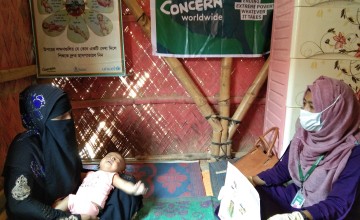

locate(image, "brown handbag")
[[234, 127, 279, 177]]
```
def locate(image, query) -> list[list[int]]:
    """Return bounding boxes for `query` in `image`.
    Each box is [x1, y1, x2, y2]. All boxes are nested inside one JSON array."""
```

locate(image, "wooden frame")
[[29, 0, 126, 77]]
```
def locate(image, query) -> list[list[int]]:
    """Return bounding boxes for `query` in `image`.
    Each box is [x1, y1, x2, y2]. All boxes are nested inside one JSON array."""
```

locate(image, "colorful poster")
[[30, 0, 126, 77], [151, 0, 274, 58]]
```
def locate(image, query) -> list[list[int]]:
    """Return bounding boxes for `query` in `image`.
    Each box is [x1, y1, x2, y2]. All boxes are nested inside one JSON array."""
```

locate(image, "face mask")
[[299, 95, 341, 132]]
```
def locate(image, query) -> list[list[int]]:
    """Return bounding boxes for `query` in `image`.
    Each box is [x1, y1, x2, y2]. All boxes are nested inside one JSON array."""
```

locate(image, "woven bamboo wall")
[[0, 0, 267, 189], [0, 0, 37, 189]]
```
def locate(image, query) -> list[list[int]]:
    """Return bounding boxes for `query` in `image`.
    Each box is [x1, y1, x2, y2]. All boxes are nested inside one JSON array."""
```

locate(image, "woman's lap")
[[99, 174, 143, 220], [257, 184, 298, 219]]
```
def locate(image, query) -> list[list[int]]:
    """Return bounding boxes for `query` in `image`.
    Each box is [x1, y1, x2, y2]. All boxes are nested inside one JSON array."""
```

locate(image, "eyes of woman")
[[51, 111, 72, 120], [302, 91, 315, 112], [302, 100, 314, 111]]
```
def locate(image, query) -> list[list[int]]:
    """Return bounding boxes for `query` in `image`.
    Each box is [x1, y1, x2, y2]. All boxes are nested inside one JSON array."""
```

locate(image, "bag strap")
[[255, 127, 279, 157]]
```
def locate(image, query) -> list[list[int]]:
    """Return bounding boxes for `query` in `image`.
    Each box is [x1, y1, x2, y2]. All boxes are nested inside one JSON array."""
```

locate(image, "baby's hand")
[[132, 181, 148, 196]]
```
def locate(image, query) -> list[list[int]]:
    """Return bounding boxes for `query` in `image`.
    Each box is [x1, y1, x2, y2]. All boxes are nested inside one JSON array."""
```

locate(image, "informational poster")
[[218, 162, 260, 220], [151, 0, 274, 58], [30, 0, 126, 77]]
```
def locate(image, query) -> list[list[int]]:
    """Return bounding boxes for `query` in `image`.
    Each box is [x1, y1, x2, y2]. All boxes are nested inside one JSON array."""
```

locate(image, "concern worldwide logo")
[[160, 0, 224, 21]]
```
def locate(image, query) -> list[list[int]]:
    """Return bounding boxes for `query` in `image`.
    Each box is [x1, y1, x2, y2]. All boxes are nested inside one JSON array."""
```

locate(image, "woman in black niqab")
[[4, 84, 143, 220], [3, 84, 82, 219]]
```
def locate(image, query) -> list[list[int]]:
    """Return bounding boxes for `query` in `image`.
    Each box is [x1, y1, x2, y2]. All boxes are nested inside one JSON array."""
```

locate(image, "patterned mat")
[[125, 161, 206, 199], [134, 196, 220, 220]]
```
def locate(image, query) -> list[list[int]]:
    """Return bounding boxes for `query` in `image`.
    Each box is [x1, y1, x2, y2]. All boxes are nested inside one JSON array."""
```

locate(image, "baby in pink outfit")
[[55, 152, 147, 216]]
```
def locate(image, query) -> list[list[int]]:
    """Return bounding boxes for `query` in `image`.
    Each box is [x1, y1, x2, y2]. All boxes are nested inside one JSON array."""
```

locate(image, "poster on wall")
[[151, 0, 274, 58], [30, 0, 126, 77]]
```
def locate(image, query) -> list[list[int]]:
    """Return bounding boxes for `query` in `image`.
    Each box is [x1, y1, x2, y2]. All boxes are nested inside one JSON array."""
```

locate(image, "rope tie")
[[205, 115, 241, 124]]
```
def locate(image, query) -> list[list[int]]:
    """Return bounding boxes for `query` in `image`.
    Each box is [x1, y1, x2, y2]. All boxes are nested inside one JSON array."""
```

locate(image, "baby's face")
[[99, 152, 125, 173]]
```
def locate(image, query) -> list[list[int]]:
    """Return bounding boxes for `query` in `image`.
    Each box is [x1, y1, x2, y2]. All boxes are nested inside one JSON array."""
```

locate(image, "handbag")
[[233, 127, 279, 177]]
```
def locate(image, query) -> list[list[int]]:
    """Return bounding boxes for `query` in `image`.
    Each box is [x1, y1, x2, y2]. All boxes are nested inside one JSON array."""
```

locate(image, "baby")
[[55, 152, 147, 216]]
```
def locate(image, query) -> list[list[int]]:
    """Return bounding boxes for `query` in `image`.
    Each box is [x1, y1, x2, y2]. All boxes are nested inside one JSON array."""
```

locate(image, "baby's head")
[[99, 152, 126, 173]]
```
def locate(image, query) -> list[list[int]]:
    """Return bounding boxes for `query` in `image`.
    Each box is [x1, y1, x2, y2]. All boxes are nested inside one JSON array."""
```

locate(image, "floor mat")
[[126, 161, 206, 199], [134, 196, 220, 220], [209, 159, 237, 198]]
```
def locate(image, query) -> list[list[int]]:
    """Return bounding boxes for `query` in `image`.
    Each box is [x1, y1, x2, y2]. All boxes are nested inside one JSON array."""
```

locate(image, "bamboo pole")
[[122, 0, 223, 158], [227, 56, 270, 141], [0, 65, 36, 83], [133, 153, 211, 161], [82, 153, 211, 163], [70, 96, 258, 109], [163, 58, 223, 158], [218, 58, 232, 157]]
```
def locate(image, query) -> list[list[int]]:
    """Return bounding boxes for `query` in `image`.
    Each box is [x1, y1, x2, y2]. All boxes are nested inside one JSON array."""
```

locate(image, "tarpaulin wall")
[[0, 0, 267, 188]]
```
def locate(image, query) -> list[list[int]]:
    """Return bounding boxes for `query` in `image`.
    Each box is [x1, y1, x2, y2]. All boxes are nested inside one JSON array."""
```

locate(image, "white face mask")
[[299, 95, 341, 132]]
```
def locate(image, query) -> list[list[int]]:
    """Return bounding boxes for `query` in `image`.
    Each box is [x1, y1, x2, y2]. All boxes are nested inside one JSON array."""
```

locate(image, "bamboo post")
[[0, 65, 36, 83], [82, 153, 212, 163], [227, 56, 270, 142], [71, 96, 246, 109], [218, 58, 232, 157], [123, 0, 223, 158]]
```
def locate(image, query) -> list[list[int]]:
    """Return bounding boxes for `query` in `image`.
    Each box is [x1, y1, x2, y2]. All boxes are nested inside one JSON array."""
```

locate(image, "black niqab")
[[17, 84, 81, 202]]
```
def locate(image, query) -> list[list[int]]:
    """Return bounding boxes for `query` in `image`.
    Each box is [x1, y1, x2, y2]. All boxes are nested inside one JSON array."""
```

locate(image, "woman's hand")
[[267, 211, 303, 220], [247, 176, 255, 186], [267, 211, 312, 220], [247, 175, 266, 186], [53, 196, 69, 211]]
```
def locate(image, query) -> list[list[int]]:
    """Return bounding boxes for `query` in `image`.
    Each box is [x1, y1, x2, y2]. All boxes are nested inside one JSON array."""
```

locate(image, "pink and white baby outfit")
[[68, 170, 116, 216]]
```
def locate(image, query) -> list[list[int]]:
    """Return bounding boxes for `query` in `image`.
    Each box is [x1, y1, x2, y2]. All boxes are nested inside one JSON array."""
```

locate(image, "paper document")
[[217, 162, 260, 220]]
